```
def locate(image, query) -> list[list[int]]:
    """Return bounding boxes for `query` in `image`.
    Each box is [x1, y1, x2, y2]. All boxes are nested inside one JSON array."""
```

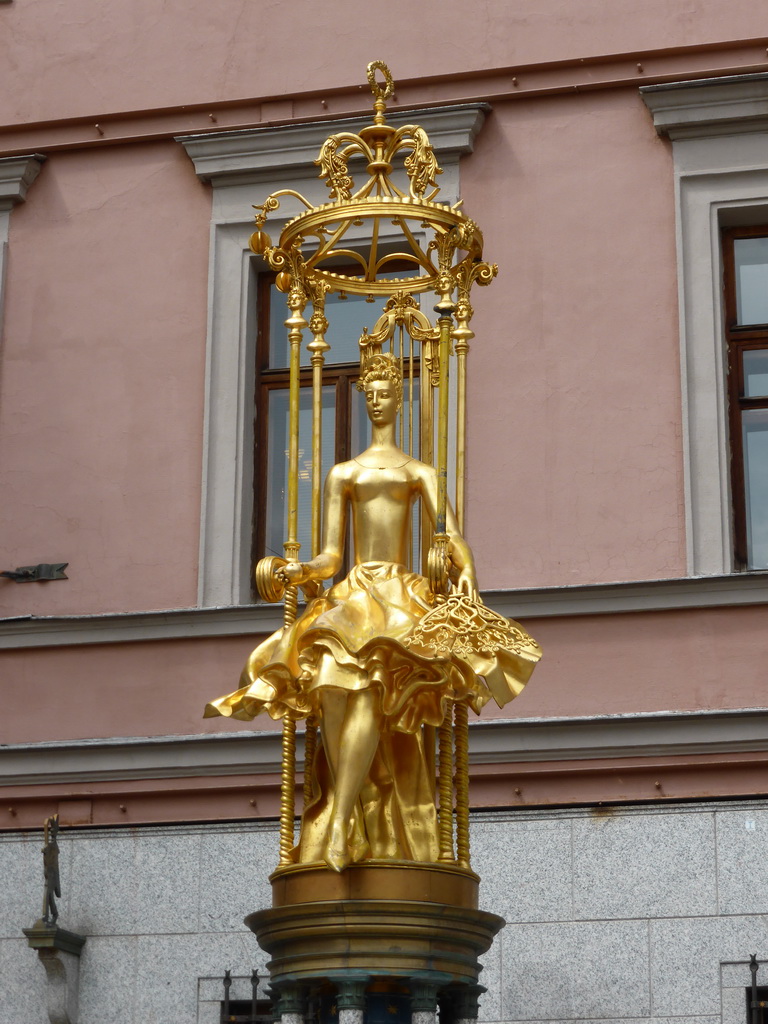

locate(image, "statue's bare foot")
[[324, 822, 351, 873], [349, 833, 370, 864]]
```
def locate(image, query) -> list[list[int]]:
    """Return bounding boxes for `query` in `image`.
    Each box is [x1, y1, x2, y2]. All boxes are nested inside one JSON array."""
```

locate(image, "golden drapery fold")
[[204, 562, 541, 863]]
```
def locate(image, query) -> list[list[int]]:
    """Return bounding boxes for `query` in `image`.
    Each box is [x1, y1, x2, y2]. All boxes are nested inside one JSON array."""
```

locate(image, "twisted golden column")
[[454, 700, 470, 868], [453, 332, 470, 532], [303, 715, 318, 811], [308, 286, 330, 557], [437, 713, 455, 861], [279, 713, 297, 865], [277, 285, 307, 867]]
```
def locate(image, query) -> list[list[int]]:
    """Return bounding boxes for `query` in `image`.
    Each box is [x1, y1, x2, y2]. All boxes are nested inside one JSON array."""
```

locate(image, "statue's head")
[[356, 352, 403, 411]]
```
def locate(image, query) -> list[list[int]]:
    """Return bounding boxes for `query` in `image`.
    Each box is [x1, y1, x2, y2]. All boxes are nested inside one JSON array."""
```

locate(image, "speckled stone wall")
[[1, 803, 767, 1024]]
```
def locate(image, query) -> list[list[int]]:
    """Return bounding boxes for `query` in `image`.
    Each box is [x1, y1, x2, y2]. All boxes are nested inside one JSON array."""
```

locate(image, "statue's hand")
[[457, 567, 478, 603], [278, 561, 310, 586]]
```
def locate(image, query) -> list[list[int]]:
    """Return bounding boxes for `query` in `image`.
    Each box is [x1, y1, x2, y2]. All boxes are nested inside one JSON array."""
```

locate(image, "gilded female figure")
[[205, 354, 540, 871]]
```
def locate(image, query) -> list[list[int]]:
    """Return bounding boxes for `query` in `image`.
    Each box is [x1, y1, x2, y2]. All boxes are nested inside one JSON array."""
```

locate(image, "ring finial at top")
[[367, 60, 394, 123]]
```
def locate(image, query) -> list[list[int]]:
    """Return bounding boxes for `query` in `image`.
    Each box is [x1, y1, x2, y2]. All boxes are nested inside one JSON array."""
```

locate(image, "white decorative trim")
[[1, 731, 286, 784], [642, 75, 768, 575], [472, 708, 768, 763], [4, 709, 768, 786], [642, 73, 768, 140], [180, 105, 489, 186], [0, 153, 45, 209], [0, 226, 8, 339], [177, 105, 489, 607], [0, 155, 45, 341], [0, 602, 284, 648], [1, 571, 766, 648]]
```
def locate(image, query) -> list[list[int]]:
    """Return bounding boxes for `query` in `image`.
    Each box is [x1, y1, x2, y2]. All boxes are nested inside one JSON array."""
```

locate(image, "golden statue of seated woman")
[[205, 354, 541, 872]]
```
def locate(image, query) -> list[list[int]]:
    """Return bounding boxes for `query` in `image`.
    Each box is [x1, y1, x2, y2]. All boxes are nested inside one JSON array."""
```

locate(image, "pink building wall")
[[1, 144, 209, 616], [464, 93, 684, 588], [1, 72, 688, 615], [3, 603, 766, 746], [2, 0, 766, 123], [1, 0, 767, 768]]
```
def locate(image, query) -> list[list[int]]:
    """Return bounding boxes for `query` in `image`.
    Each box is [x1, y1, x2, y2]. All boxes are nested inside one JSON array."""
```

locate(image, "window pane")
[[735, 237, 768, 325], [264, 386, 336, 560], [743, 349, 768, 398], [325, 292, 378, 364], [350, 384, 372, 456], [742, 408, 768, 569], [268, 272, 421, 368], [268, 284, 291, 366]]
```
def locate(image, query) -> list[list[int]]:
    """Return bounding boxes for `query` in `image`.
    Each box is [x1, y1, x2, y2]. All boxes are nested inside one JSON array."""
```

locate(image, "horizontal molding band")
[[3, 708, 768, 787], [0, 39, 766, 158], [1, 572, 767, 649]]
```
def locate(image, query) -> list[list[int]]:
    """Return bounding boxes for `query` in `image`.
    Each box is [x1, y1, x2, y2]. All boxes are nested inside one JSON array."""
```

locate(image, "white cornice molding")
[[641, 73, 768, 139], [1, 572, 767, 649], [0, 153, 46, 210], [178, 104, 490, 187], [4, 709, 768, 786]]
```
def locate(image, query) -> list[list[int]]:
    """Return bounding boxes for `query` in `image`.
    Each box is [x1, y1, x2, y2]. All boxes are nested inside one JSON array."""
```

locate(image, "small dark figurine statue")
[[41, 814, 61, 925]]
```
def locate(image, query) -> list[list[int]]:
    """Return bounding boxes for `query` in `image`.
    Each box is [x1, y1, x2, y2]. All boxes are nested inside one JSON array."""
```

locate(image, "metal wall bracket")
[[0, 563, 68, 582]]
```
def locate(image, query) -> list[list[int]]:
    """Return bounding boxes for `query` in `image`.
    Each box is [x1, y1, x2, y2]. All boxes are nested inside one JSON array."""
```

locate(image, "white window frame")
[[178, 104, 489, 606], [642, 73, 768, 576], [0, 154, 45, 339]]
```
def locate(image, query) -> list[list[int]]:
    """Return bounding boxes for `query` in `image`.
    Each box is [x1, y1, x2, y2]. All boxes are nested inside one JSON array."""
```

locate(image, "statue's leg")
[[316, 672, 382, 872]]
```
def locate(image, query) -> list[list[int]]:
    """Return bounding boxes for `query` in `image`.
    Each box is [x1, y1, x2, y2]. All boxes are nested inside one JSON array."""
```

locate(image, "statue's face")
[[364, 378, 398, 426]]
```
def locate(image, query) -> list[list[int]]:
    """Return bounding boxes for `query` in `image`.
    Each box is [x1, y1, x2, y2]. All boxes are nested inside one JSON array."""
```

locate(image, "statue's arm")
[[417, 465, 478, 599], [282, 464, 348, 584]]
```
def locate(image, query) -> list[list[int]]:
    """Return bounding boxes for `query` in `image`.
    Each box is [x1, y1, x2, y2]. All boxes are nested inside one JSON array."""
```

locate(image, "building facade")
[[1, 2, 768, 1022]]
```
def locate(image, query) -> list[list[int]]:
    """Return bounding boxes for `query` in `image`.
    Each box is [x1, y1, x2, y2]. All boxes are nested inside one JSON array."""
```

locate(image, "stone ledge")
[[178, 104, 490, 186], [23, 921, 86, 957], [3, 708, 768, 787], [641, 72, 768, 139], [1, 572, 767, 650]]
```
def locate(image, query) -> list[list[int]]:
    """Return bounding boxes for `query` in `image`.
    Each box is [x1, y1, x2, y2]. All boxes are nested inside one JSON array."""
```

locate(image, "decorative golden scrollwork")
[[246, 62, 484, 303], [358, 293, 439, 366], [403, 126, 442, 198], [315, 136, 355, 202], [405, 594, 542, 661]]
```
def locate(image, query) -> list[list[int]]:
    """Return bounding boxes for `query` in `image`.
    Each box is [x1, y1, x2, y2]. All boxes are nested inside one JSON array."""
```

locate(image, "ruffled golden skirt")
[[204, 562, 541, 863]]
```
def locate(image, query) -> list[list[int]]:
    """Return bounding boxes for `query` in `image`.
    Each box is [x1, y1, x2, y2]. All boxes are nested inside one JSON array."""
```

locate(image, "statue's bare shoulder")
[[326, 459, 358, 490], [406, 457, 438, 488]]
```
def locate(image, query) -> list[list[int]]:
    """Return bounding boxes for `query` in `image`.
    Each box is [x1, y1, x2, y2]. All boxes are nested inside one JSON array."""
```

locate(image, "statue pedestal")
[[245, 862, 503, 1024], [23, 921, 87, 1024]]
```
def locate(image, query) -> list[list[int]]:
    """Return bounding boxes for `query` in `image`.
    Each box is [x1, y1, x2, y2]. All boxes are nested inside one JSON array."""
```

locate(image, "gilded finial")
[[367, 60, 394, 124]]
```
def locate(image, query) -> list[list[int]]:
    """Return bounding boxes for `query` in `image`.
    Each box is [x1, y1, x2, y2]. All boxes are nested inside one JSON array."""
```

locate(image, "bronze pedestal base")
[[245, 862, 503, 1018]]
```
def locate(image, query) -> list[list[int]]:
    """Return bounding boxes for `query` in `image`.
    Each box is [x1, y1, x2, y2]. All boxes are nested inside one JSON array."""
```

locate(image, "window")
[[723, 227, 768, 569], [745, 985, 768, 1024], [253, 273, 373, 567], [0, 155, 45, 336], [252, 270, 421, 585], [641, 74, 768, 576], [220, 999, 273, 1024]]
